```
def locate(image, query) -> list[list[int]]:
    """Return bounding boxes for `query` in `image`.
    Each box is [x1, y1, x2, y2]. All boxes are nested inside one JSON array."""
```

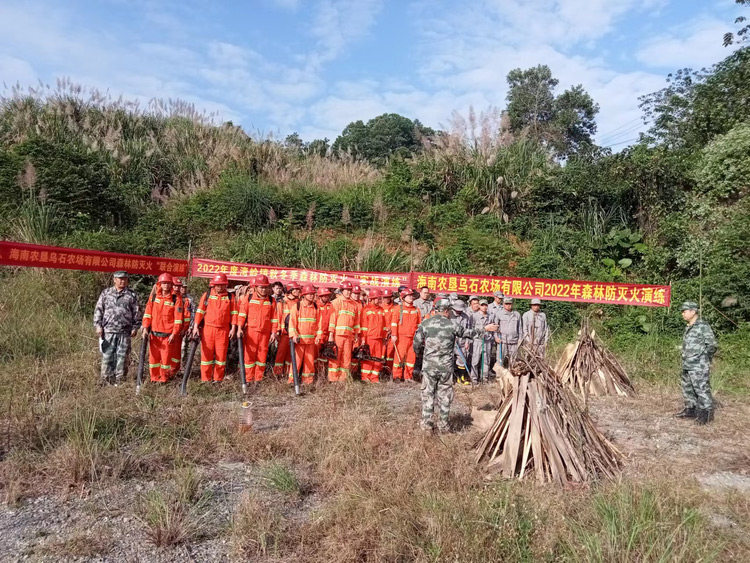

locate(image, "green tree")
[[505, 65, 599, 157], [639, 47, 750, 149], [695, 122, 750, 201], [332, 113, 433, 164], [723, 0, 750, 46]]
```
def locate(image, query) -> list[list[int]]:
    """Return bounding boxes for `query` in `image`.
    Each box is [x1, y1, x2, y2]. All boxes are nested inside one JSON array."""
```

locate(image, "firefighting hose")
[[180, 335, 199, 396], [289, 337, 302, 396], [136, 328, 150, 395], [237, 333, 248, 394]]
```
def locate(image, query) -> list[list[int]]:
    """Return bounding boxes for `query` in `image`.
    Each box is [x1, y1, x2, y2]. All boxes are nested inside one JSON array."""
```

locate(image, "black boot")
[[675, 407, 696, 419], [695, 409, 714, 425]]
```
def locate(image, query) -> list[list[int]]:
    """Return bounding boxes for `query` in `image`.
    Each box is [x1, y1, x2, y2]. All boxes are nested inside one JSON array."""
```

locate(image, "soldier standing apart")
[[391, 288, 422, 382], [414, 286, 433, 319], [414, 298, 498, 433], [191, 274, 238, 382], [141, 273, 186, 383], [522, 298, 550, 357], [236, 275, 278, 386], [288, 285, 324, 386], [676, 301, 718, 425], [470, 299, 493, 384], [495, 296, 522, 365], [328, 281, 361, 382], [360, 289, 387, 383], [93, 271, 141, 385]]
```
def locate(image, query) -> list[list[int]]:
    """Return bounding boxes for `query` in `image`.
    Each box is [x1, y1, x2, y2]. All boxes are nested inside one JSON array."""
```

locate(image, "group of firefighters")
[[99, 270, 551, 389]]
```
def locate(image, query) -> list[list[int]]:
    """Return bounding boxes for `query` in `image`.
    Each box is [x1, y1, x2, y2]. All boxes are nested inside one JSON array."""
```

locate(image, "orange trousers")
[[200, 325, 229, 381], [394, 337, 416, 380], [274, 334, 291, 377], [148, 334, 173, 382], [168, 335, 183, 377], [288, 339, 316, 385], [384, 339, 394, 370], [361, 338, 384, 383], [242, 330, 271, 382], [328, 335, 353, 382]]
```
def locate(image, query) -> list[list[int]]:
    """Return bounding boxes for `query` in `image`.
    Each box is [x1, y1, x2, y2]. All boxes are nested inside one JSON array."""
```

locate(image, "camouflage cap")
[[479, 298, 488, 305], [469, 295, 479, 302], [113, 271, 129, 278], [493, 290, 505, 298], [451, 300, 466, 312], [434, 298, 452, 312], [530, 298, 542, 305], [449, 292, 458, 301], [680, 301, 699, 311], [503, 297, 514, 304]]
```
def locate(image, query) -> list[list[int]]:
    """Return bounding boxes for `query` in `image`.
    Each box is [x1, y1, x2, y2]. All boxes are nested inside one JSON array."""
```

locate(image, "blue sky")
[[0, 0, 743, 147]]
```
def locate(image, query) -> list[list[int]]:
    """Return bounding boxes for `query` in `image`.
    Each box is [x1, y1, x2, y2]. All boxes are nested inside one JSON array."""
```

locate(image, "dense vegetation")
[[1, 50, 749, 344]]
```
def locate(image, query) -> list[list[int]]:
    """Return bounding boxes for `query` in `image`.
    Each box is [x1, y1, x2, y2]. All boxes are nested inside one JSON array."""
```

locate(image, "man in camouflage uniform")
[[93, 271, 141, 385], [414, 298, 498, 433], [676, 301, 718, 425], [494, 296, 523, 366]]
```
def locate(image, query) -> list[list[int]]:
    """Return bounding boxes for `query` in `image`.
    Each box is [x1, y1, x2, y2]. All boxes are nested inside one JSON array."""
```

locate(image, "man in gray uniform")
[[470, 298, 493, 384], [522, 298, 550, 357], [449, 299, 472, 385], [487, 291, 504, 369], [496, 296, 523, 365], [93, 271, 141, 385], [414, 286, 433, 319]]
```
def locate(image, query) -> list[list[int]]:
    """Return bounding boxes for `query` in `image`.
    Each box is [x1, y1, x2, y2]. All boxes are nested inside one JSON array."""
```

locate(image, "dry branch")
[[476, 347, 622, 485], [555, 319, 635, 399]]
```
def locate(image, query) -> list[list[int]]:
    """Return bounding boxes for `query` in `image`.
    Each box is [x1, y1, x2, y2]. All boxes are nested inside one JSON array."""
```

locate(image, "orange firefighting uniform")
[[288, 299, 324, 385], [238, 291, 277, 382], [274, 296, 297, 376], [142, 290, 185, 382], [316, 298, 334, 377], [360, 302, 387, 383], [327, 295, 360, 382], [382, 301, 397, 370], [194, 290, 237, 382], [351, 298, 364, 376], [392, 302, 421, 380]]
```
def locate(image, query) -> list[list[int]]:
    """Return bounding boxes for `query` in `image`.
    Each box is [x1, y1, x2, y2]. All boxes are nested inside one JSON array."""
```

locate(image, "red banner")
[[411, 272, 670, 307], [0, 241, 189, 277], [191, 258, 409, 290]]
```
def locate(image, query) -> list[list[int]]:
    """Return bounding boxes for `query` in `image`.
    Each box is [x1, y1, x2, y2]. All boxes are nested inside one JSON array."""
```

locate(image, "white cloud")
[[636, 18, 738, 69], [0, 55, 37, 89], [307, 0, 383, 68]]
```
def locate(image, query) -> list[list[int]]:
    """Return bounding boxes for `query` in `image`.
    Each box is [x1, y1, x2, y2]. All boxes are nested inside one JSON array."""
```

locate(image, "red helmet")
[[368, 288, 381, 299], [352, 284, 362, 294], [340, 281, 353, 290], [318, 287, 332, 297], [382, 288, 393, 298], [301, 284, 316, 296], [158, 273, 173, 284], [400, 287, 415, 298], [255, 274, 270, 286], [210, 273, 228, 286], [172, 277, 183, 287], [287, 281, 301, 291]]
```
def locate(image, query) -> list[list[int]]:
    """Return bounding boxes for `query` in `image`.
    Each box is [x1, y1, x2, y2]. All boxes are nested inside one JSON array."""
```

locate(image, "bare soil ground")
[[0, 376, 748, 562]]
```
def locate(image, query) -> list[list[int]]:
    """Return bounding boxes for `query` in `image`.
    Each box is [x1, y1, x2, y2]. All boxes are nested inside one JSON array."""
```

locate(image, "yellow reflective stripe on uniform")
[[143, 314, 152, 319], [257, 362, 266, 367], [249, 299, 261, 304], [299, 334, 315, 339], [335, 325, 354, 331], [160, 364, 171, 369], [271, 319, 279, 323], [361, 327, 369, 331], [216, 361, 227, 366], [231, 310, 239, 315], [174, 319, 183, 324], [149, 362, 160, 368], [171, 358, 180, 363], [299, 317, 316, 322], [209, 296, 218, 300], [196, 309, 206, 314], [406, 362, 415, 367], [340, 310, 355, 316], [154, 298, 161, 303], [238, 313, 247, 318], [244, 362, 257, 369], [200, 360, 215, 365]]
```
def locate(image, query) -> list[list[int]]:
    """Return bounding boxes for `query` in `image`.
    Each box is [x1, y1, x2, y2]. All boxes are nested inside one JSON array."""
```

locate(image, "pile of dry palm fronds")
[[476, 349, 622, 485], [555, 318, 634, 399]]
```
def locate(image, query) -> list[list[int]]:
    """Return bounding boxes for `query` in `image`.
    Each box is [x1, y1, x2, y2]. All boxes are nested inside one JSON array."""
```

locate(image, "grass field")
[[0, 272, 748, 561]]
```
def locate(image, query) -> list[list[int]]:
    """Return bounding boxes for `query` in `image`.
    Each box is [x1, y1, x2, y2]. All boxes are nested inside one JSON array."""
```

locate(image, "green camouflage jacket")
[[414, 314, 485, 375], [682, 319, 717, 370]]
